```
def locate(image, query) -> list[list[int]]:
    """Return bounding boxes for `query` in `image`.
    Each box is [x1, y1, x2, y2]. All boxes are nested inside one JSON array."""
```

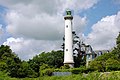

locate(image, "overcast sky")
[[0, 0, 120, 60]]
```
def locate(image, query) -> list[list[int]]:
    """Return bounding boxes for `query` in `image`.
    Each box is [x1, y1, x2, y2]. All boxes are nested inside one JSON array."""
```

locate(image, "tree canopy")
[[0, 45, 37, 78]]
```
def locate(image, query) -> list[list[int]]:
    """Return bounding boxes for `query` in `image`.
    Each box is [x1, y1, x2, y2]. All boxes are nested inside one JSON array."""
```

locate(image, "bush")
[[54, 69, 71, 72], [40, 64, 50, 70], [54, 66, 94, 75], [105, 58, 120, 71], [84, 67, 95, 73], [106, 64, 120, 71], [0, 62, 7, 71], [71, 66, 91, 74], [85, 71, 100, 80], [0, 71, 10, 80], [60, 64, 70, 69], [71, 68, 82, 74], [40, 69, 53, 76], [40, 64, 54, 76]]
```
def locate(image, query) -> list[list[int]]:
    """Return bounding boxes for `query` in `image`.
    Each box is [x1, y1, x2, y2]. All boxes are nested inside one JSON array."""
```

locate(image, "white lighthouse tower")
[[64, 10, 74, 68]]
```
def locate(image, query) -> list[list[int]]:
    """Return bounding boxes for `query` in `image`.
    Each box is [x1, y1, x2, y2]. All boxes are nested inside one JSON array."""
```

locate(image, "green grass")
[[1, 71, 120, 80]]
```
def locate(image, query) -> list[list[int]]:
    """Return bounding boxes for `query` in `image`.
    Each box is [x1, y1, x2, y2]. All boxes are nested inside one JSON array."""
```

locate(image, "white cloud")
[[6, 10, 64, 40], [0, 0, 99, 13], [5, 10, 87, 40], [0, 0, 98, 40], [73, 15, 87, 33], [85, 11, 120, 50], [60, 0, 99, 14], [3, 37, 61, 60]]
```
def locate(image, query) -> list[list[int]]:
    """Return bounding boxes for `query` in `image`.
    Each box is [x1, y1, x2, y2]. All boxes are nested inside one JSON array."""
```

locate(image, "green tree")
[[0, 61, 7, 71], [0, 45, 12, 59], [116, 32, 120, 46], [28, 57, 40, 77], [110, 32, 120, 60], [17, 61, 37, 78], [0, 45, 22, 77], [28, 50, 64, 77]]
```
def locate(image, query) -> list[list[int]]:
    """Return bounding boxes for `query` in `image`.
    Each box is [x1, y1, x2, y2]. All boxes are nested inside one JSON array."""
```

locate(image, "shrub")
[[54, 69, 71, 72], [40, 64, 50, 70], [84, 67, 95, 73], [105, 58, 120, 71], [71, 68, 81, 74], [71, 66, 88, 74], [0, 71, 10, 80], [40, 69, 53, 76], [0, 62, 7, 71], [85, 71, 100, 80], [60, 64, 70, 69], [106, 64, 120, 71], [54, 66, 94, 75]]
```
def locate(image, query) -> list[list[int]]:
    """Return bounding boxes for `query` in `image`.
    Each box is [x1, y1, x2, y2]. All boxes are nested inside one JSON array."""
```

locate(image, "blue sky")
[[0, 0, 120, 60], [0, 5, 6, 27], [81, 0, 120, 35]]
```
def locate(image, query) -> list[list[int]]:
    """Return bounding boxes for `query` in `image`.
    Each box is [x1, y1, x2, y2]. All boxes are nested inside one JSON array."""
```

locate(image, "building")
[[85, 45, 96, 67], [94, 50, 110, 57], [64, 10, 74, 68], [79, 44, 96, 67]]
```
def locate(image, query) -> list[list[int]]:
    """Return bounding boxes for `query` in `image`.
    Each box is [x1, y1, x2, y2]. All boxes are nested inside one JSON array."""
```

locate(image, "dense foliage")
[[28, 50, 64, 77], [0, 45, 64, 78], [0, 45, 37, 78]]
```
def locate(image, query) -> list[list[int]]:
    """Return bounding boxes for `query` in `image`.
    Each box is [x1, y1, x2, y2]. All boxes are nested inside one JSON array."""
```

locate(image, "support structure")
[[64, 10, 74, 68]]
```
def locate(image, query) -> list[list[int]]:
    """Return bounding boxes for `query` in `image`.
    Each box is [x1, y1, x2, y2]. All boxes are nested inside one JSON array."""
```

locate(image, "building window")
[[87, 55, 90, 60], [66, 49, 68, 51], [66, 25, 68, 28], [98, 51, 102, 56]]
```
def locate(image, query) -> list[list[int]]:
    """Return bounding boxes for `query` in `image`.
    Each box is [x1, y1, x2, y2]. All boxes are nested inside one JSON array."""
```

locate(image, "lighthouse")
[[64, 10, 74, 68]]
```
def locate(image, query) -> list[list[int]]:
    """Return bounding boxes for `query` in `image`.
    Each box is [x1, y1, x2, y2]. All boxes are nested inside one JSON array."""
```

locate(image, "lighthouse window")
[[66, 49, 68, 51], [66, 25, 68, 28]]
